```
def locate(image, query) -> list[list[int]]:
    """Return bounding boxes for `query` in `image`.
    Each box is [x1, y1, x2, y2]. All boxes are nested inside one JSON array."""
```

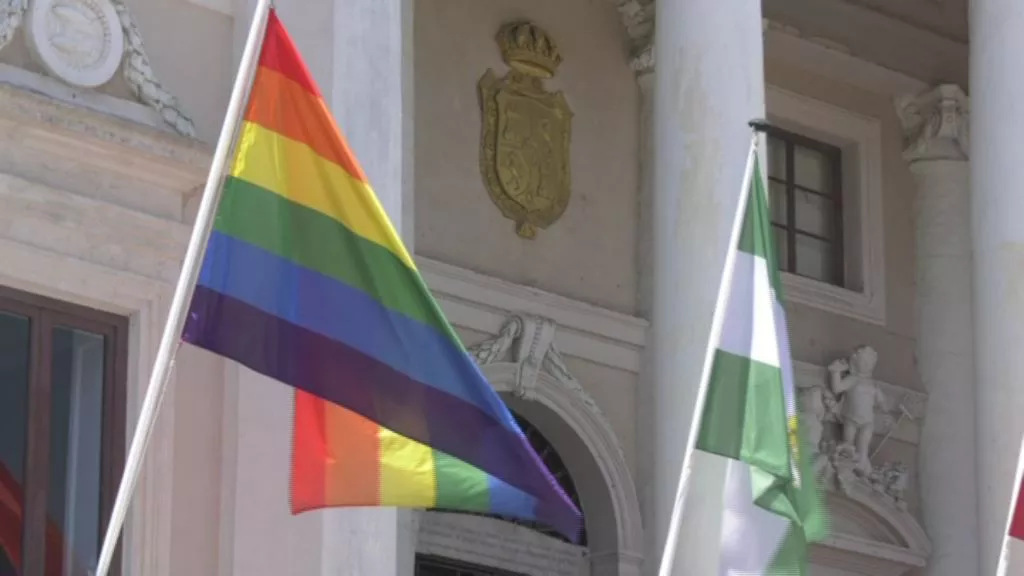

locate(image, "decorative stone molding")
[[467, 314, 644, 576], [0, 86, 205, 574], [610, 0, 654, 73], [111, 0, 196, 137], [793, 360, 927, 447], [418, 512, 587, 576], [767, 85, 888, 325], [0, 0, 196, 136], [25, 0, 125, 88], [626, 13, 927, 97], [896, 83, 969, 162], [419, 257, 648, 374], [0, 82, 207, 222], [0, 0, 25, 53], [811, 490, 931, 576]]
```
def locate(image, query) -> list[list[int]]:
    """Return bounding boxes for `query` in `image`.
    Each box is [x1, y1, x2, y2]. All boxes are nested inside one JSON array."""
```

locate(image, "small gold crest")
[[478, 21, 573, 239]]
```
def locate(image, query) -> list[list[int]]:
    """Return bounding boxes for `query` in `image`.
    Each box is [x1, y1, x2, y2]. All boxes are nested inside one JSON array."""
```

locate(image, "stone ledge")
[[0, 75, 209, 200]]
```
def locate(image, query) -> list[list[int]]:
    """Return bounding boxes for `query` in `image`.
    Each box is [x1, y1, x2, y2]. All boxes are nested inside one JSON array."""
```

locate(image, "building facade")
[[0, 0, 1017, 575]]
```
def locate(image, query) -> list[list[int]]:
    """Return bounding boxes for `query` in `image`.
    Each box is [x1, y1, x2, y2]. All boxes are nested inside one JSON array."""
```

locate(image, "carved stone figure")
[[829, 345, 885, 475], [479, 21, 572, 239]]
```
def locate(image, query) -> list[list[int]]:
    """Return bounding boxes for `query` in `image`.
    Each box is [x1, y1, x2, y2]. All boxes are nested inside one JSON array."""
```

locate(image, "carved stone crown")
[[495, 21, 562, 78]]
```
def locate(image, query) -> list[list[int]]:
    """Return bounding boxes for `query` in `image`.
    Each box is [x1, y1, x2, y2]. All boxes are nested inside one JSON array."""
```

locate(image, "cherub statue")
[[828, 345, 885, 475]]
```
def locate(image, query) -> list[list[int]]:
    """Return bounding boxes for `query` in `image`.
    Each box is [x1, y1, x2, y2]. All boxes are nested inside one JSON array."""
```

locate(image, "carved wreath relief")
[[479, 21, 573, 239], [0, 0, 196, 136]]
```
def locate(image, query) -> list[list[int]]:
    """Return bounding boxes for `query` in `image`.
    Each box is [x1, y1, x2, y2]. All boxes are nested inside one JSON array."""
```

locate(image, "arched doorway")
[[415, 314, 643, 576], [416, 410, 587, 575]]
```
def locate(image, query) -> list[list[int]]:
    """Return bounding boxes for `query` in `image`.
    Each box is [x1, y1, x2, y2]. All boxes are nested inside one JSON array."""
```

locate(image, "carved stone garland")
[[0, 0, 196, 137]]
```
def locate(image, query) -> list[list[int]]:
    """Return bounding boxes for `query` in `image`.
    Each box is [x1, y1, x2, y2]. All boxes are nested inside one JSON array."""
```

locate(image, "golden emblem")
[[479, 21, 572, 239]]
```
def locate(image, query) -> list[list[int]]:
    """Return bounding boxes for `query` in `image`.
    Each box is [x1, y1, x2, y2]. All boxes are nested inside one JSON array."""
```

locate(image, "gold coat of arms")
[[479, 21, 573, 239]]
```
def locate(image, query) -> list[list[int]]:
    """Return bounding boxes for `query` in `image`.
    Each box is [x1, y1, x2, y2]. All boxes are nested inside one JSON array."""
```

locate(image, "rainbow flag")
[[181, 9, 581, 540]]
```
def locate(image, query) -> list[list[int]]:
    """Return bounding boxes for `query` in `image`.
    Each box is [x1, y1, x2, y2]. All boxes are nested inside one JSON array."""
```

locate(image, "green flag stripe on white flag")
[[697, 156, 826, 575]]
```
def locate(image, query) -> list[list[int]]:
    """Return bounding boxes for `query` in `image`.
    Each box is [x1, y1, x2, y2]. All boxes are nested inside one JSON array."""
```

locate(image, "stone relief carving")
[[468, 314, 620, 455], [0, 0, 195, 137], [26, 0, 123, 88], [798, 345, 918, 511], [479, 21, 572, 239], [611, 0, 655, 73], [896, 83, 969, 162]]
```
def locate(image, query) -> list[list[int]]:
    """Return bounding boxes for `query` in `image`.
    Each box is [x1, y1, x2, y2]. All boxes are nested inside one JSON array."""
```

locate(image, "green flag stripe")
[[697, 350, 791, 480], [738, 160, 784, 300]]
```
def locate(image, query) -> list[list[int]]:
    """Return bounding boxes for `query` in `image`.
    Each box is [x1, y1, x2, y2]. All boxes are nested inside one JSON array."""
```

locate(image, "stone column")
[[321, 1, 418, 575], [970, 0, 1024, 572], [228, 2, 416, 575], [897, 84, 979, 576], [649, 0, 765, 573]]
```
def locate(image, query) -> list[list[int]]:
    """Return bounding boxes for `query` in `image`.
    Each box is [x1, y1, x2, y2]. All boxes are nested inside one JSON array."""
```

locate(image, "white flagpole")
[[997, 432, 1024, 575], [92, 1, 274, 574], [656, 125, 762, 576]]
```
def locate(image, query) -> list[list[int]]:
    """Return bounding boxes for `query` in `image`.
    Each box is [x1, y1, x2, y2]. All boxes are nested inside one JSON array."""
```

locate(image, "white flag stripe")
[[719, 458, 791, 575], [718, 251, 781, 369]]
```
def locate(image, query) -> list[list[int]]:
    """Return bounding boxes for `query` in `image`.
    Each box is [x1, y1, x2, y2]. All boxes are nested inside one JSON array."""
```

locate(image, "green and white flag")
[[696, 157, 828, 575]]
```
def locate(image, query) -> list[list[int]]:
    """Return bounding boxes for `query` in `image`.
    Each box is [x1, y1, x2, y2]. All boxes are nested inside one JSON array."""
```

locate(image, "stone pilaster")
[[897, 83, 978, 576]]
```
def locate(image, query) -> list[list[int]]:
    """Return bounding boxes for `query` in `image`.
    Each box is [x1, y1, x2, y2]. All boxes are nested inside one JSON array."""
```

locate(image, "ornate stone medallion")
[[25, 0, 125, 88], [479, 21, 573, 239]]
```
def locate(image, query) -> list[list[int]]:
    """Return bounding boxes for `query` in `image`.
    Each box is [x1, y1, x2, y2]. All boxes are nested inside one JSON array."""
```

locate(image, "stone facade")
[[0, 0, 1010, 575]]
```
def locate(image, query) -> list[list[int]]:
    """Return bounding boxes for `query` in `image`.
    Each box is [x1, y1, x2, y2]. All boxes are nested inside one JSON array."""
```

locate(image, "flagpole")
[[656, 124, 763, 576], [996, 432, 1024, 575], [92, 1, 273, 574]]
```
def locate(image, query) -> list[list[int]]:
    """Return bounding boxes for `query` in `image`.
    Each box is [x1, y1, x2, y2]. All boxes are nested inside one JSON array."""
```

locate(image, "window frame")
[[0, 284, 128, 576], [763, 124, 846, 286], [765, 84, 887, 326]]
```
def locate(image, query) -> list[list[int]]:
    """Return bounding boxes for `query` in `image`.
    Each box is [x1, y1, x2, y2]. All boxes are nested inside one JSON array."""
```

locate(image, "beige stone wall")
[[764, 55, 920, 392], [413, 0, 640, 316]]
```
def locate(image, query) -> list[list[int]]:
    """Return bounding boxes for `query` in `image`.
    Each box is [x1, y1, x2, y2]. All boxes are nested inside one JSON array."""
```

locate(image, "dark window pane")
[[794, 190, 835, 239], [767, 136, 786, 179], [0, 311, 30, 576], [772, 226, 789, 272], [795, 234, 836, 283], [794, 145, 833, 193], [768, 181, 788, 226], [47, 327, 106, 576]]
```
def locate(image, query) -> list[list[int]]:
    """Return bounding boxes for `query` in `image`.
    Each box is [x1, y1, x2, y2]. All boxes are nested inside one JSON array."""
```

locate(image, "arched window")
[[428, 410, 588, 546]]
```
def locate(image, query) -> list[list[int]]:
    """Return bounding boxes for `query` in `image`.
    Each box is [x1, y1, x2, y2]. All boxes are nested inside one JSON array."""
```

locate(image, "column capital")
[[896, 83, 970, 163], [614, 0, 655, 74]]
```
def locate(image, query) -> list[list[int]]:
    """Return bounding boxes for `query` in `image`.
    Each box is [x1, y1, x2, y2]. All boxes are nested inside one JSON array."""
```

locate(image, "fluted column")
[[897, 84, 978, 576], [649, 0, 765, 573]]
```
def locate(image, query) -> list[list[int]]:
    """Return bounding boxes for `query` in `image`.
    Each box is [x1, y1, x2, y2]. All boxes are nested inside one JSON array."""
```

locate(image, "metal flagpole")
[[996, 432, 1024, 575], [656, 123, 763, 576], [92, 1, 274, 574]]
